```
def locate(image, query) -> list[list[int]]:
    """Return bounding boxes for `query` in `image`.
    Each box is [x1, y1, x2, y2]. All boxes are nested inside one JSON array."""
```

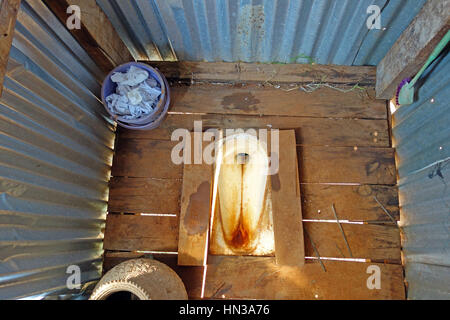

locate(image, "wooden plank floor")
[[103, 62, 404, 300]]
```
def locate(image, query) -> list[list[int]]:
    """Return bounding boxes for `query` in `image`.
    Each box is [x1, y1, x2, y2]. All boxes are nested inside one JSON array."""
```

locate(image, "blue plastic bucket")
[[101, 62, 170, 130]]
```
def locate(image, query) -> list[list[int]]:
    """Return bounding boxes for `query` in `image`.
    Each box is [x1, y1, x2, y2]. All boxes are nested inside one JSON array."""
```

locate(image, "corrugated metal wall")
[[0, 1, 115, 299], [96, 0, 426, 65], [394, 48, 449, 299]]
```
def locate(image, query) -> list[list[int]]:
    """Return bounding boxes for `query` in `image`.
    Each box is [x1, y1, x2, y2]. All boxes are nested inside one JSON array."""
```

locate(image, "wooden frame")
[[103, 61, 404, 300], [44, 0, 133, 73], [0, 0, 21, 97], [376, 0, 450, 99]]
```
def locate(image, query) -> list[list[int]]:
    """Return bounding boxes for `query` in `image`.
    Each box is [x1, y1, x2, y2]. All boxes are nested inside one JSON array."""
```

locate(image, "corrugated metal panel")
[[0, 1, 115, 299], [394, 49, 450, 299], [96, 0, 426, 65]]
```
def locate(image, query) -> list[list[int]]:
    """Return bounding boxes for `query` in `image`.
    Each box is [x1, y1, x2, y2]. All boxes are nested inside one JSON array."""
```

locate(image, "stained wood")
[[0, 0, 21, 97], [103, 214, 400, 261], [103, 214, 179, 252], [178, 138, 212, 266], [107, 177, 399, 221], [271, 130, 305, 266], [102, 252, 404, 300], [149, 61, 377, 86], [299, 146, 396, 185], [119, 113, 389, 147], [44, 0, 133, 73], [105, 60, 402, 298], [112, 139, 183, 179], [108, 177, 181, 214], [376, 0, 450, 99], [112, 139, 396, 185], [167, 84, 386, 119], [197, 256, 405, 300], [303, 222, 400, 262], [301, 184, 400, 221]]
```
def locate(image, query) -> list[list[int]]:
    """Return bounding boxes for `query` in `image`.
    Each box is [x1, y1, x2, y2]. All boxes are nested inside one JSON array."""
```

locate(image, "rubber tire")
[[90, 258, 188, 300]]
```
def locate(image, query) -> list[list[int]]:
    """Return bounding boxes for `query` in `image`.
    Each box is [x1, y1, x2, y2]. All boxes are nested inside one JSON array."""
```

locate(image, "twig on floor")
[[331, 203, 353, 257], [373, 196, 398, 226], [304, 229, 326, 272]]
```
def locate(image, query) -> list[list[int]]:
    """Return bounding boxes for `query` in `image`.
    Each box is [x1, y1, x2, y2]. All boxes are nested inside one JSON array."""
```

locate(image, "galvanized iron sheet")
[[96, 0, 426, 65], [0, 1, 114, 299], [394, 48, 450, 300]]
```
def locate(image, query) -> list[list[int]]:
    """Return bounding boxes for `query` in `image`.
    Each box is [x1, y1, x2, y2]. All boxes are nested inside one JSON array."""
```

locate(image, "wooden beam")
[[44, 0, 133, 73], [376, 0, 450, 99], [149, 61, 376, 86], [153, 84, 386, 119], [118, 114, 390, 148], [0, 0, 21, 97], [271, 130, 305, 266], [177, 136, 212, 266]]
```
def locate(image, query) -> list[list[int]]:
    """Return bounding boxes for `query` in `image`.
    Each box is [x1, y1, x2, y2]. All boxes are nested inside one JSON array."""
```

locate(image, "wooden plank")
[[301, 184, 400, 222], [44, 0, 133, 73], [119, 113, 389, 147], [103, 252, 404, 300], [0, 0, 21, 97], [108, 177, 181, 214], [196, 256, 405, 300], [299, 146, 396, 185], [271, 130, 305, 266], [149, 61, 377, 86], [111, 139, 183, 179], [376, 0, 450, 99], [103, 214, 179, 252], [102, 214, 400, 261], [166, 84, 386, 119], [303, 222, 400, 262], [178, 138, 212, 266], [112, 139, 396, 184], [108, 177, 399, 221]]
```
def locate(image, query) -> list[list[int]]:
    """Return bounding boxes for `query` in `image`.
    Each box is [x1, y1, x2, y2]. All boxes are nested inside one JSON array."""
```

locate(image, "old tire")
[[89, 258, 188, 300]]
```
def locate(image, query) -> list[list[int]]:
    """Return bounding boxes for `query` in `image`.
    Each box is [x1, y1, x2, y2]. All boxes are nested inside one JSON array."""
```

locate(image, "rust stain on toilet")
[[216, 165, 269, 254]]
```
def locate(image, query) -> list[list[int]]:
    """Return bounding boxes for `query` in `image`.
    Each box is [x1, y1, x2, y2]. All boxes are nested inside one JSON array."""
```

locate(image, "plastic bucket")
[[101, 62, 170, 130]]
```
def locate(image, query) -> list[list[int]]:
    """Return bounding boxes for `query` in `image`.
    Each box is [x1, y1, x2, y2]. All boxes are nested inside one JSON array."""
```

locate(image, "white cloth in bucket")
[[106, 66, 161, 120]]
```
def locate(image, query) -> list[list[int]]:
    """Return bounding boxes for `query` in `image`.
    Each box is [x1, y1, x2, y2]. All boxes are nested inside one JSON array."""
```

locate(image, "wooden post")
[[43, 0, 134, 73], [178, 134, 213, 266], [376, 0, 450, 99], [0, 0, 21, 97], [271, 130, 305, 266]]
